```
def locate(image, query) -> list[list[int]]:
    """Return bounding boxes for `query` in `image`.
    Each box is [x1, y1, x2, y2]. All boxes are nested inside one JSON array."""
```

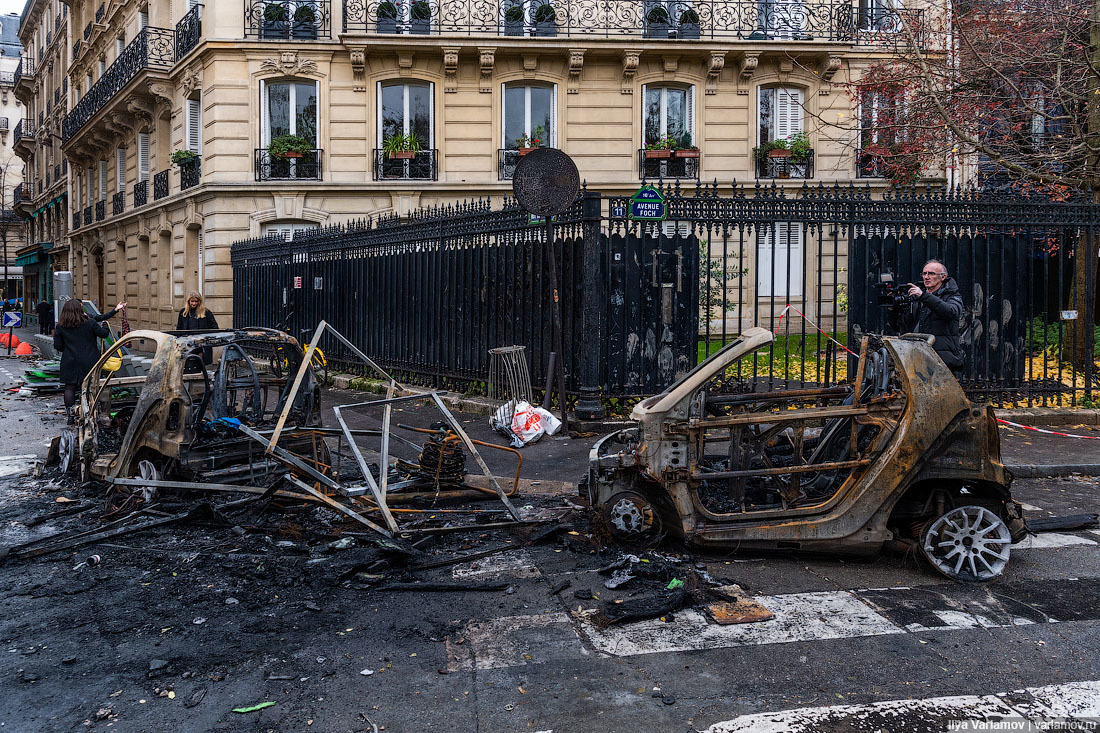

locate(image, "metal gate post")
[[575, 190, 606, 420]]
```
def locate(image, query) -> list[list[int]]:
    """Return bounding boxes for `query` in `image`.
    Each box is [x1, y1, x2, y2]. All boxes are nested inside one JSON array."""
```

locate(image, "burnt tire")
[[599, 491, 665, 549]]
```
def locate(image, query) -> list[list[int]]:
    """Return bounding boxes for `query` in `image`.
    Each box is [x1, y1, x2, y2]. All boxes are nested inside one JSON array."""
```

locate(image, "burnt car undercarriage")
[[586, 328, 1027, 583]]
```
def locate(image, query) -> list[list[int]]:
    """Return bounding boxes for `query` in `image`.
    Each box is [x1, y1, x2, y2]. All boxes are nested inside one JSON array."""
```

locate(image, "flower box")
[[388, 150, 416, 159], [518, 147, 536, 156], [768, 149, 792, 158], [284, 151, 303, 158], [674, 149, 700, 158], [645, 149, 672, 159]]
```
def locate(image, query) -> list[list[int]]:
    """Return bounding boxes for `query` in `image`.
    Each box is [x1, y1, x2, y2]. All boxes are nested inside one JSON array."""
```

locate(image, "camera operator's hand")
[[907, 283, 923, 299]]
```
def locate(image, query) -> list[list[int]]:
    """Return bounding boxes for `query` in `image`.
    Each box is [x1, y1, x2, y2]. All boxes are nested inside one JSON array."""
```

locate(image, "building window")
[[379, 81, 432, 149], [138, 131, 150, 182], [116, 147, 126, 189], [757, 222, 804, 299], [643, 85, 694, 148], [857, 0, 900, 31], [758, 86, 811, 178], [186, 97, 202, 154], [262, 220, 320, 241], [503, 83, 555, 149], [261, 80, 317, 147], [758, 0, 806, 38], [857, 87, 902, 177], [139, 8, 149, 29]]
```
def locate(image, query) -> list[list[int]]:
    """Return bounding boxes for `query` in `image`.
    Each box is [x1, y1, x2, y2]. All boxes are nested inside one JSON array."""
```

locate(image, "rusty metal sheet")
[[705, 599, 775, 625]]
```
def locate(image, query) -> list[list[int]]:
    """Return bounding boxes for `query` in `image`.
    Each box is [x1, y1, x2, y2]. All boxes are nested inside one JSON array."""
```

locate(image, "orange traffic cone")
[[14, 341, 33, 356], [7, 334, 19, 348]]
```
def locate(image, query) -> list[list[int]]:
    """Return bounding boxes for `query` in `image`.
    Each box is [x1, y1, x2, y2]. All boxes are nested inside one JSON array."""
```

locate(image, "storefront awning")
[[15, 252, 39, 266]]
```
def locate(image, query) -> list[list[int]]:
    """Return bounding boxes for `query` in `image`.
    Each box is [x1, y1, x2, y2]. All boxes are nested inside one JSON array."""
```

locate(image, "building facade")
[[54, 0, 936, 330], [13, 0, 63, 310], [0, 14, 26, 306]]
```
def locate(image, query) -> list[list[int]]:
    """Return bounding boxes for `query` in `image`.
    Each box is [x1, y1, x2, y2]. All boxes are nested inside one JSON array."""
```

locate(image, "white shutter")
[[188, 0, 200, 9], [687, 85, 695, 145], [640, 83, 647, 141], [87, 167, 94, 205], [550, 84, 557, 147], [261, 80, 270, 146], [138, 132, 150, 182], [197, 229, 204, 292], [775, 87, 803, 140], [116, 38, 123, 57], [116, 147, 126, 189], [757, 222, 804, 298], [187, 98, 201, 153], [428, 82, 435, 147], [139, 9, 149, 28], [99, 160, 107, 200]]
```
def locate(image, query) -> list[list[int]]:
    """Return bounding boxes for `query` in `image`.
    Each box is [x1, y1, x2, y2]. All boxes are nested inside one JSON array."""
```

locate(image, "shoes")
[[66, 414, 75, 426]]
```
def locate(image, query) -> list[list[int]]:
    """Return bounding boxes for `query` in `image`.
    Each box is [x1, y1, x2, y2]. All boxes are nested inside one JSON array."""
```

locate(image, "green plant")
[[410, 0, 431, 20], [646, 5, 670, 22], [533, 3, 555, 22], [382, 131, 423, 154], [645, 133, 678, 151], [678, 132, 697, 150], [787, 132, 813, 160], [376, 1, 398, 18], [293, 3, 316, 22], [752, 137, 789, 160], [268, 133, 312, 158], [516, 125, 546, 148], [263, 2, 288, 22], [170, 149, 198, 165], [679, 7, 699, 23], [504, 4, 525, 21]]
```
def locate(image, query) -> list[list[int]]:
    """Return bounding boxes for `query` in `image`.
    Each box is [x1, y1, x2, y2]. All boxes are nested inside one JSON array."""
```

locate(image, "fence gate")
[[604, 226, 700, 395]]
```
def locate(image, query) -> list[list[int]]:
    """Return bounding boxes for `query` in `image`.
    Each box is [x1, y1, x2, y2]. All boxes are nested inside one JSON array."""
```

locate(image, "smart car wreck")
[[58, 328, 322, 485], [586, 328, 1027, 582]]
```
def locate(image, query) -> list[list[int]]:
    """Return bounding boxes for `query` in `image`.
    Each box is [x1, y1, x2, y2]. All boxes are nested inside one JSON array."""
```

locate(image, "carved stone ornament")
[[479, 47, 496, 93], [260, 51, 320, 77], [739, 52, 760, 81], [349, 47, 366, 80], [778, 58, 794, 82], [180, 65, 203, 96], [820, 54, 842, 83], [442, 47, 459, 93], [706, 51, 726, 95], [567, 49, 584, 94], [146, 82, 174, 118], [621, 49, 641, 94]]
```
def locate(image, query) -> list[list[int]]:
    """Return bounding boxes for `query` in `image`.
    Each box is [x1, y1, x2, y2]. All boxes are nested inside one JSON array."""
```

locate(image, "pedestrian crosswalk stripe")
[[452, 549, 540, 579], [701, 680, 1100, 732], [1014, 532, 1096, 549]]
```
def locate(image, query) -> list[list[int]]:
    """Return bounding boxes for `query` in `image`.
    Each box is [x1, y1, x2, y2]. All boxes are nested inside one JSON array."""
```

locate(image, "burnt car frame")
[[61, 328, 322, 484], [586, 327, 1026, 582]]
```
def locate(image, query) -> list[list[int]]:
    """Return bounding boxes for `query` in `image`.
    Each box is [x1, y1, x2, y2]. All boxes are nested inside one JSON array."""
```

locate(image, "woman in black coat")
[[54, 298, 127, 424], [176, 291, 219, 365]]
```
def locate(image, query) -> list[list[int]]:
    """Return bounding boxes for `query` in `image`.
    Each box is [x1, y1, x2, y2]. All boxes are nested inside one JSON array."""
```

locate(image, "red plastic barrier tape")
[[996, 419, 1100, 440], [774, 304, 859, 357]]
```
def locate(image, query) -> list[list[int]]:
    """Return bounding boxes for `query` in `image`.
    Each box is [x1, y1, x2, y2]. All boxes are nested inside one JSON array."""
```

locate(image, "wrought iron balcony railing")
[[63, 28, 176, 143], [372, 149, 437, 180], [343, 0, 916, 42], [84, 22, 92, 41], [14, 56, 31, 83], [13, 184, 23, 206], [639, 149, 700, 179], [13, 120, 33, 146], [498, 148, 523, 179], [254, 149, 323, 181], [113, 190, 125, 215], [134, 180, 148, 208], [153, 169, 169, 199], [96, 3, 105, 22], [95, 200, 105, 222], [83, 206, 92, 226], [180, 157, 201, 190], [73, 210, 81, 229], [176, 4, 203, 60], [856, 148, 887, 178], [755, 150, 814, 179], [247, 0, 331, 39]]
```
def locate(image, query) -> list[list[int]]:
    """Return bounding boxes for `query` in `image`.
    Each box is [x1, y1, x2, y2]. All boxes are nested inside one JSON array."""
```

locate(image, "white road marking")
[[452, 549, 540, 579], [1014, 533, 1096, 550], [702, 680, 1100, 732], [575, 591, 903, 658], [903, 610, 1036, 633], [1018, 502, 1043, 511], [0, 455, 39, 478]]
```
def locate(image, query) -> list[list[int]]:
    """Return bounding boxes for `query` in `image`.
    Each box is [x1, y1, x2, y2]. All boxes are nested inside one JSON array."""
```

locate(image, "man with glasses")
[[892, 259, 966, 375]]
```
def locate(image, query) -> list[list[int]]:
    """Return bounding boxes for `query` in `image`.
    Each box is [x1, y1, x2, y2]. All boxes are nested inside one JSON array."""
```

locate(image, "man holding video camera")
[[891, 259, 966, 374]]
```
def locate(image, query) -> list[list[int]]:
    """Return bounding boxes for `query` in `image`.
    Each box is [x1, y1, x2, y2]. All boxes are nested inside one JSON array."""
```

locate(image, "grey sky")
[[0, 0, 22, 18]]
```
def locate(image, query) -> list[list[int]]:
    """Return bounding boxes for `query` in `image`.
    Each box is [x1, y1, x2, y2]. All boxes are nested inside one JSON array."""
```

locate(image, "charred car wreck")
[[587, 328, 1027, 582]]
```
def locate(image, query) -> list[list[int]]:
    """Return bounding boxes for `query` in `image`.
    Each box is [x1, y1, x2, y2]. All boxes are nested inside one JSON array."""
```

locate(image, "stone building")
[[51, 0, 934, 329], [0, 14, 26, 305]]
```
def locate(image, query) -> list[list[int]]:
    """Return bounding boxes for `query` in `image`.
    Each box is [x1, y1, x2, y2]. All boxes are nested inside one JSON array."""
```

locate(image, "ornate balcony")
[[856, 149, 889, 178], [113, 190, 125, 215], [254, 149, 323, 181], [638, 149, 700, 180], [372, 149, 437, 180], [14, 56, 30, 84], [73, 210, 81, 230], [153, 169, 169, 199], [247, 0, 331, 40], [134, 180, 148, 208], [13, 120, 35, 151], [83, 206, 92, 226], [176, 4, 204, 60], [13, 184, 24, 206], [755, 150, 814, 179], [180, 157, 201, 190], [95, 200, 105, 222], [342, 0, 905, 42], [63, 28, 176, 144]]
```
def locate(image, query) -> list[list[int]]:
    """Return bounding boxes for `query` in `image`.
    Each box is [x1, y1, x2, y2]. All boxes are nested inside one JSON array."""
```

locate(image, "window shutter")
[[188, 0, 200, 9], [550, 84, 558, 147], [687, 85, 695, 142], [86, 167, 94, 205], [775, 87, 803, 140], [187, 98, 201, 153], [261, 80, 270, 146], [116, 147, 126, 189], [99, 160, 107, 200], [428, 82, 435, 147], [116, 38, 123, 56], [139, 9, 148, 29], [757, 222, 804, 298], [197, 229, 204, 291], [138, 132, 150, 182]]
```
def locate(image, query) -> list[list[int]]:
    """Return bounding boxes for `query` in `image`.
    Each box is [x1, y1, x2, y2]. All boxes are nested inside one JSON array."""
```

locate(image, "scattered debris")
[[1026, 514, 1099, 532]]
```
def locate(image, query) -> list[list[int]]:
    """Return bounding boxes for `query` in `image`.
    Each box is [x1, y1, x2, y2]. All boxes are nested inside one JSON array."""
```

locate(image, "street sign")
[[293, 276, 302, 289], [3, 312, 22, 328], [611, 204, 626, 218], [629, 186, 667, 221]]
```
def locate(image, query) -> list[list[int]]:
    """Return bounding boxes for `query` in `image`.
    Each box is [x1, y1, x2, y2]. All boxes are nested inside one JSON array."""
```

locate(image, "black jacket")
[[54, 310, 117, 385], [36, 301, 53, 324], [176, 309, 219, 331], [895, 277, 966, 370]]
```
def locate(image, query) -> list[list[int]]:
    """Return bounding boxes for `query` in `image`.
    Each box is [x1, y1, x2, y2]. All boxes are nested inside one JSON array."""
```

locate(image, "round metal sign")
[[511, 148, 581, 217]]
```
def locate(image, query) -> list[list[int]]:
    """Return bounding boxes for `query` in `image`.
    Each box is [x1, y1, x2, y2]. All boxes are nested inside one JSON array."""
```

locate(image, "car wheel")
[[58, 428, 77, 475], [600, 491, 664, 548], [920, 505, 1011, 583]]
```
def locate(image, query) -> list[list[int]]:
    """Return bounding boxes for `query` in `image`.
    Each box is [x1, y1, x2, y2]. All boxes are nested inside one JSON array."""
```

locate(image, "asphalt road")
[[0, 369, 1097, 732]]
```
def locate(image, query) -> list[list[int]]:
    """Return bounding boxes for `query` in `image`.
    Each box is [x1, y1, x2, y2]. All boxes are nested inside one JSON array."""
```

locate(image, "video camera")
[[876, 272, 915, 308]]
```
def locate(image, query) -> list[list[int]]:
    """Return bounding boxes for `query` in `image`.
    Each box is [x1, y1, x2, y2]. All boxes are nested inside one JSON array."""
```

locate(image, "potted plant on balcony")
[[503, 3, 525, 36], [787, 132, 813, 161], [644, 134, 676, 159], [269, 134, 312, 159], [292, 2, 318, 39], [645, 5, 670, 38], [376, 0, 399, 33], [678, 7, 700, 38], [409, 0, 432, 34], [516, 125, 546, 155], [261, 1, 289, 38], [532, 3, 557, 36], [383, 131, 422, 159], [170, 149, 198, 166], [673, 132, 699, 158]]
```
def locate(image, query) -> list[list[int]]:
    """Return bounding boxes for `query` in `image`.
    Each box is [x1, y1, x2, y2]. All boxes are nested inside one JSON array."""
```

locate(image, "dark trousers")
[[40, 321, 53, 335]]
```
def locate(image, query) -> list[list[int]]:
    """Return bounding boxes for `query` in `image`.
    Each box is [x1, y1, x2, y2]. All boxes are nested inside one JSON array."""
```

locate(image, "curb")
[[995, 408, 1100, 426], [1006, 464, 1100, 479]]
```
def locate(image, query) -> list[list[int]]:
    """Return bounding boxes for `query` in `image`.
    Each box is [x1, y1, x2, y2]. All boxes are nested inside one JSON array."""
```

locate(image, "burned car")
[[586, 328, 1026, 582], [59, 329, 322, 485]]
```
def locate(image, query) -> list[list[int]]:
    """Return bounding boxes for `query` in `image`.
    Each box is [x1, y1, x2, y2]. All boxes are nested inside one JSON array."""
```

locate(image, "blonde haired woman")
[[176, 291, 219, 365]]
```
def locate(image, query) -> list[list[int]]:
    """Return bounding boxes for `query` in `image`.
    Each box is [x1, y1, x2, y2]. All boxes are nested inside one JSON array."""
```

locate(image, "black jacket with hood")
[[893, 276, 966, 370]]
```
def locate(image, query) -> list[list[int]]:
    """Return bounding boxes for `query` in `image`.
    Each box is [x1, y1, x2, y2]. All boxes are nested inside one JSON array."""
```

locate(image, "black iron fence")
[[756, 151, 814, 179], [176, 4, 203, 59], [342, 0, 924, 43], [113, 190, 125, 215], [255, 149, 323, 181], [233, 184, 1097, 407]]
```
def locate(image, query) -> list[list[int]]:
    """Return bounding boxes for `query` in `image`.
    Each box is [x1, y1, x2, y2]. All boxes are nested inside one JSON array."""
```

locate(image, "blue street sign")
[[629, 186, 667, 221], [2, 312, 22, 328], [611, 204, 626, 218]]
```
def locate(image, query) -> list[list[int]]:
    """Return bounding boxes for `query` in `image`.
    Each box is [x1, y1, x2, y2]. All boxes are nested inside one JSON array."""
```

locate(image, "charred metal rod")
[[405, 542, 527, 572], [9, 511, 195, 560], [400, 520, 539, 535], [692, 458, 872, 481], [25, 503, 96, 527], [284, 475, 392, 537], [109, 477, 320, 504]]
